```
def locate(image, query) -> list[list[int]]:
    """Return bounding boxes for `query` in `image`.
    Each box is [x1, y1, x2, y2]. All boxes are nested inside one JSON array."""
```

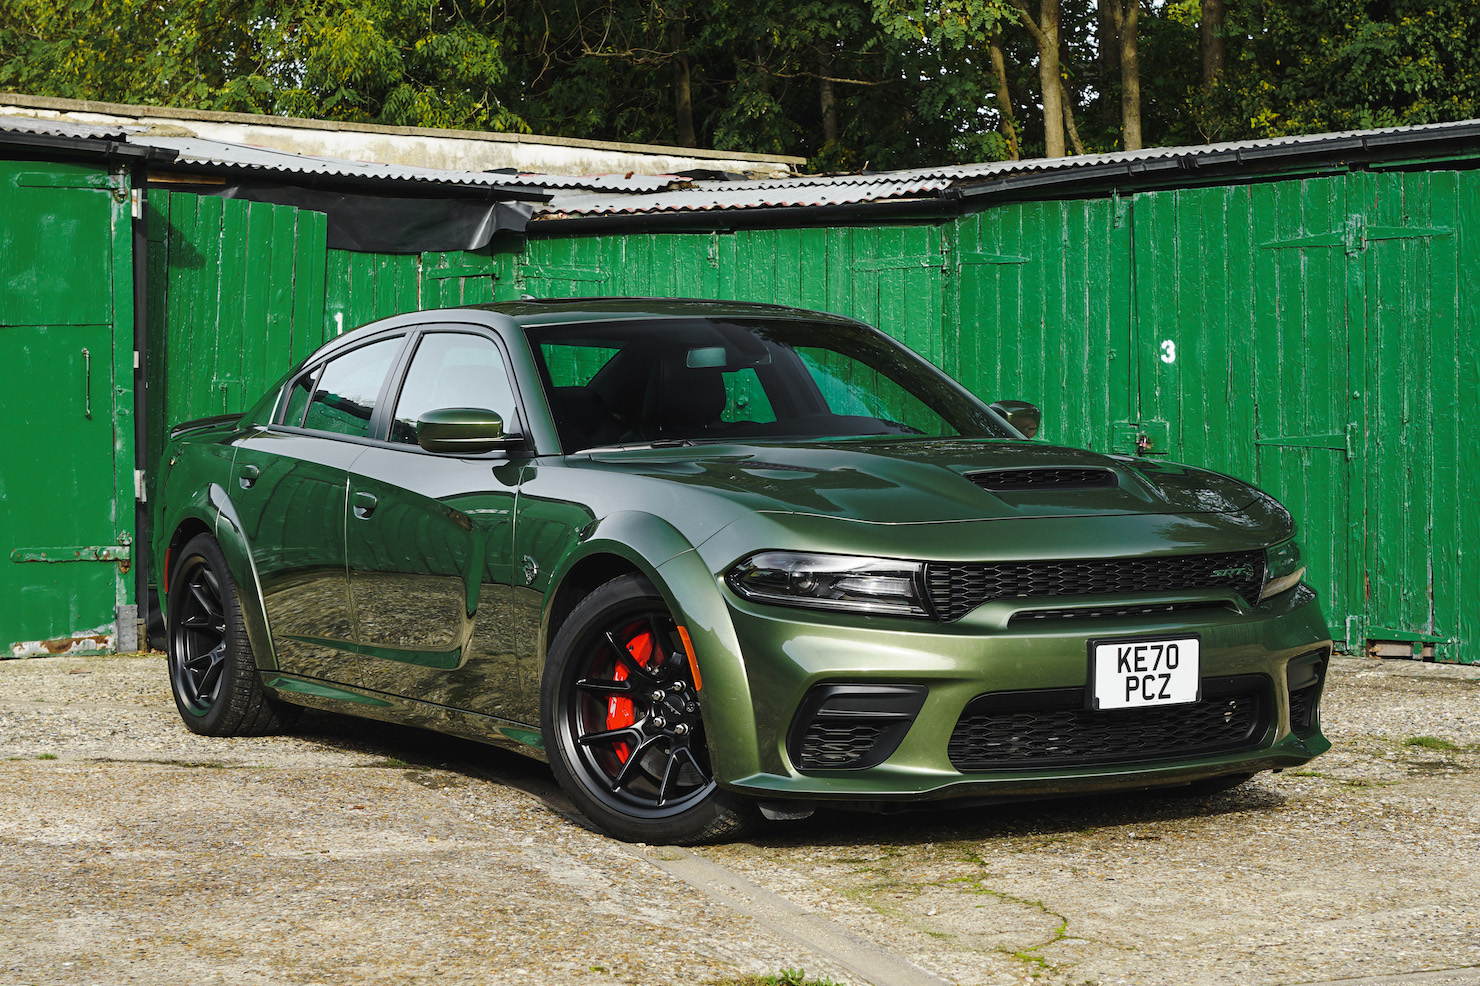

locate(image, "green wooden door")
[[1351, 170, 1462, 659], [146, 192, 328, 490], [0, 160, 135, 654], [1130, 172, 1471, 658], [952, 198, 1134, 451]]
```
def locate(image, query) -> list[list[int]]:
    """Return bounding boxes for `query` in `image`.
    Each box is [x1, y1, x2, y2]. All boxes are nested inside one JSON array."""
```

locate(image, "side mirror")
[[990, 400, 1042, 439], [416, 407, 509, 454]]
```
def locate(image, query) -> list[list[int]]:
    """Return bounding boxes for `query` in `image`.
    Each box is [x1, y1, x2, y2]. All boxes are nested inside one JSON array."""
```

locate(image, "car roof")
[[460, 296, 860, 327], [307, 297, 869, 367]]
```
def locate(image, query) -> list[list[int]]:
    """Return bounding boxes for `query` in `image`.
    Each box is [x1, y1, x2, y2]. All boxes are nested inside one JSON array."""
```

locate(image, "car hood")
[[581, 438, 1271, 525]]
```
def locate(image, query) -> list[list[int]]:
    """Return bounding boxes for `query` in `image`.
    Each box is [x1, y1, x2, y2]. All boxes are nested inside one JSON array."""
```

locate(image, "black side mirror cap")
[[417, 407, 510, 453], [989, 400, 1042, 439]]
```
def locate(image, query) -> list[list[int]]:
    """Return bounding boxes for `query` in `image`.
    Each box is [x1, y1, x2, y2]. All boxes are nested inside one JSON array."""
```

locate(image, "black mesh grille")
[[925, 550, 1266, 622], [798, 722, 890, 769], [1288, 686, 1315, 733], [947, 676, 1270, 770], [969, 468, 1117, 492], [1008, 602, 1229, 624]]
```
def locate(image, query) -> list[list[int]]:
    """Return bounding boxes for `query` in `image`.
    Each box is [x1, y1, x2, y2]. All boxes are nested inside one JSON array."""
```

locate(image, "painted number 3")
[[1159, 340, 1177, 364]]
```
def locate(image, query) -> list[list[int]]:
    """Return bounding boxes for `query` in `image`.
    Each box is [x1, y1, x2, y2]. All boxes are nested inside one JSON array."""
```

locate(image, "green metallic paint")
[[156, 300, 1331, 812]]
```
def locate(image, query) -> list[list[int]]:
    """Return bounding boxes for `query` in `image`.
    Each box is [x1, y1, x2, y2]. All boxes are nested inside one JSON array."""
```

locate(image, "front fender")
[[535, 511, 757, 785]]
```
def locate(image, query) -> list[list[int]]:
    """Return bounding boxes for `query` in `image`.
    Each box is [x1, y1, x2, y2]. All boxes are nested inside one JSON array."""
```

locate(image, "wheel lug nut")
[[670, 682, 685, 692], [651, 716, 666, 728], [651, 689, 666, 702], [674, 723, 690, 735]]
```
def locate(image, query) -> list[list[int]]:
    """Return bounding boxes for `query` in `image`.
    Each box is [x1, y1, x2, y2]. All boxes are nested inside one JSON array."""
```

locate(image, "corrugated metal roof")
[[140, 136, 534, 188], [0, 114, 135, 141], [543, 174, 948, 216], [133, 135, 685, 194], [535, 118, 1480, 218]]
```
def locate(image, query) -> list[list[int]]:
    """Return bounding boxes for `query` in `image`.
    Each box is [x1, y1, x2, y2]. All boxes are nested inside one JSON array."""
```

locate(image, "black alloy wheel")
[[542, 574, 756, 844], [166, 534, 297, 736], [170, 552, 229, 716]]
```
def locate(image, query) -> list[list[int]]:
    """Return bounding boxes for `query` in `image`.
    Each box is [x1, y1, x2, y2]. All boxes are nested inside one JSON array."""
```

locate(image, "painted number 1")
[[1159, 340, 1177, 364]]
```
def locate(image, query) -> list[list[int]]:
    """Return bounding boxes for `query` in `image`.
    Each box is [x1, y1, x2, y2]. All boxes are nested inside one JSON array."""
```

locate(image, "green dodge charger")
[[155, 298, 1331, 843]]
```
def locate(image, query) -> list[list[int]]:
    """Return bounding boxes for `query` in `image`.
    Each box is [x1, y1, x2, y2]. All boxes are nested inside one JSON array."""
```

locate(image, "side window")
[[278, 369, 317, 427], [301, 337, 402, 438], [390, 333, 517, 445]]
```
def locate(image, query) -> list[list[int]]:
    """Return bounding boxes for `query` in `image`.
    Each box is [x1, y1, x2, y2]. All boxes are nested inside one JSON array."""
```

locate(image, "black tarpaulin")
[[207, 184, 537, 253]]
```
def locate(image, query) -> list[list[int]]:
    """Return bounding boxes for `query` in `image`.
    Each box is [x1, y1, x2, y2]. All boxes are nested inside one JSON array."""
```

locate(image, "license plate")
[[1090, 635, 1200, 710]]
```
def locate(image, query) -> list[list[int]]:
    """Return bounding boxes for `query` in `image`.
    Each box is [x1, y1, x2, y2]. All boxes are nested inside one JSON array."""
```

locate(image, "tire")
[[166, 533, 299, 736], [541, 574, 758, 844]]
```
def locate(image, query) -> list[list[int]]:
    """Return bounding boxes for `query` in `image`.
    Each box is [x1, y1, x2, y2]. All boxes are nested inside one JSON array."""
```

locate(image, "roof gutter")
[[0, 129, 172, 166]]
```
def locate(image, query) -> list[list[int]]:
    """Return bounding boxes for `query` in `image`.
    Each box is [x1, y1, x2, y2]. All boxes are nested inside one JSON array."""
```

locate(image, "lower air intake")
[[948, 674, 1271, 771]]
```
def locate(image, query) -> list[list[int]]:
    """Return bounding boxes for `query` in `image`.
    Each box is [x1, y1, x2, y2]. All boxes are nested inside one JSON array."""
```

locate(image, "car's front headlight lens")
[[1261, 539, 1306, 601], [726, 551, 930, 617]]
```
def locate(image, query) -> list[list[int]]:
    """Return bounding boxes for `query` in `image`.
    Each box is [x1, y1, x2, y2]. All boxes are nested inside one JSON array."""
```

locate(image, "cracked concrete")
[[2, 652, 1479, 985]]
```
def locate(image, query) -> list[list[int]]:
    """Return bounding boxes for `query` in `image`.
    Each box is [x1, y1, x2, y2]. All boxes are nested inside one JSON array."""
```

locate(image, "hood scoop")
[[968, 467, 1119, 493]]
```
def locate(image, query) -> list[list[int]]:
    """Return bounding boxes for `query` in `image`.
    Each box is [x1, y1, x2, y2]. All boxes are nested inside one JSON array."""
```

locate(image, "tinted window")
[[390, 333, 516, 445], [525, 318, 1011, 450], [302, 337, 401, 437], [279, 369, 317, 427]]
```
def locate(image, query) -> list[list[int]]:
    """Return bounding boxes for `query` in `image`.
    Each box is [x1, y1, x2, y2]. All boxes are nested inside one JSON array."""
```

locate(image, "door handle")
[[352, 490, 378, 520], [238, 464, 259, 489]]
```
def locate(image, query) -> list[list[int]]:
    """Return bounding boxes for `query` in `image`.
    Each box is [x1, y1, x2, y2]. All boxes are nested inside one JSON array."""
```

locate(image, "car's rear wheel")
[[167, 533, 298, 736], [541, 574, 757, 844]]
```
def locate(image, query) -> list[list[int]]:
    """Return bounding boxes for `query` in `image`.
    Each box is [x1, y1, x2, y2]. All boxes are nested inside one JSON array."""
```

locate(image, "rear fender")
[[204, 484, 281, 672]]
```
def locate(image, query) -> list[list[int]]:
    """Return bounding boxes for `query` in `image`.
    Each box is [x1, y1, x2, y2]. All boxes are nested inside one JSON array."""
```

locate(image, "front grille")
[[798, 722, 890, 769], [925, 550, 1266, 622], [947, 675, 1270, 770], [1008, 602, 1230, 624], [969, 467, 1117, 492]]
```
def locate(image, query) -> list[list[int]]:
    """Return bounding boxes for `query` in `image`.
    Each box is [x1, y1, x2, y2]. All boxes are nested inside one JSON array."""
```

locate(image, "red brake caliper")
[[606, 628, 655, 763]]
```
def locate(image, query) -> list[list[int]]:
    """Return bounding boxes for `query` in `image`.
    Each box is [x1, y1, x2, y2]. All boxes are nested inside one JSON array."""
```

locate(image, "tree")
[[1101, 0, 1141, 150], [1196, 0, 1480, 140], [0, 0, 525, 132]]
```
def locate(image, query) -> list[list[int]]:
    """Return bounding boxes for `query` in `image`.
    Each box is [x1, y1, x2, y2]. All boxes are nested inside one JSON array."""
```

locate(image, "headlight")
[[726, 551, 930, 618], [1260, 539, 1305, 601]]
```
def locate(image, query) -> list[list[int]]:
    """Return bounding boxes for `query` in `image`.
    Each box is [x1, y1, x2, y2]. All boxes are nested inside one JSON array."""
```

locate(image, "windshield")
[[525, 316, 1013, 452]]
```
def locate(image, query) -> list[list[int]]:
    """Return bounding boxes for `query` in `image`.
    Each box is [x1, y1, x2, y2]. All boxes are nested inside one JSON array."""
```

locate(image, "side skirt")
[[262, 672, 548, 762]]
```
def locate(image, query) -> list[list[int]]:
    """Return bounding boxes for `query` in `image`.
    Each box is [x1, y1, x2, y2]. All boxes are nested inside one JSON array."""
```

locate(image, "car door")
[[344, 328, 529, 722], [230, 334, 405, 683]]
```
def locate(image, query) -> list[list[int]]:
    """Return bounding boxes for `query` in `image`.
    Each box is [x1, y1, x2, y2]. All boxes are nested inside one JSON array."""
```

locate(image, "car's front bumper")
[[702, 583, 1331, 806]]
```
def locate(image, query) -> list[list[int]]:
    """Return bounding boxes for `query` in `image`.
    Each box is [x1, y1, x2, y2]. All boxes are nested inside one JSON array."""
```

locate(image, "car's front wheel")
[[166, 533, 298, 736], [541, 574, 756, 844]]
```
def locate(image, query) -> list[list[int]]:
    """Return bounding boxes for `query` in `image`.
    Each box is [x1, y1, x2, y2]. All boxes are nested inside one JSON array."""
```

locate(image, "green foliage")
[[5, 0, 1480, 169], [0, 0, 526, 131], [1195, 0, 1480, 141]]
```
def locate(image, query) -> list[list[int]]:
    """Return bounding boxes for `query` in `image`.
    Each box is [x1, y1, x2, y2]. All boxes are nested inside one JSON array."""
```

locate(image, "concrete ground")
[[1, 653, 1477, 986]]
